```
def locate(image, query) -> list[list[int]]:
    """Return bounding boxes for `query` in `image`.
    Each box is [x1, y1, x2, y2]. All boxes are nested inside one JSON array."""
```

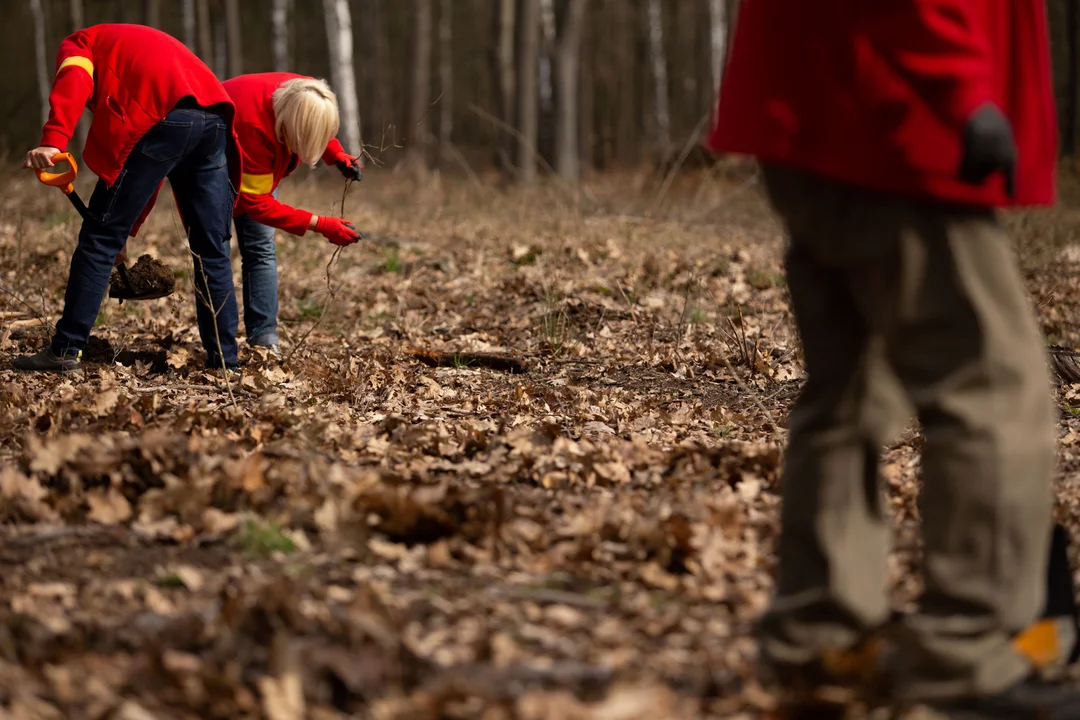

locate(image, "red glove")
[[314, 216, 360, 246]]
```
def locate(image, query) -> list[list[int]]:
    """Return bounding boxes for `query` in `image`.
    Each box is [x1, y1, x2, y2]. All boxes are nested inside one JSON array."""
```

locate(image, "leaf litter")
[[2, 172, 1080, 717]]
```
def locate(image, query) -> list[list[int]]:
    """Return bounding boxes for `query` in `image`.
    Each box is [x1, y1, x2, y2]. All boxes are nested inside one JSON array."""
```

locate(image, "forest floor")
[[3, 162, 1080, 719]]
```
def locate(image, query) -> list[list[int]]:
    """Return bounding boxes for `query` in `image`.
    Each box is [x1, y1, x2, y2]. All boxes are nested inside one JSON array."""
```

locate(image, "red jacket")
[[223, 72, 351, 236], [41, 23, 241, 236], [706, 1, 1057, 208]]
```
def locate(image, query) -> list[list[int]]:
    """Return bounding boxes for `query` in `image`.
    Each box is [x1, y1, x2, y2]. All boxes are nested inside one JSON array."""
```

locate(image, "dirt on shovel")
[[109, 254, 176, 301]]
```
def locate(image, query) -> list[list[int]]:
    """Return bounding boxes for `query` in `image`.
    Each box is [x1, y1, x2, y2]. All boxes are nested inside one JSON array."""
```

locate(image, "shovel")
[[35, 152, 174, 302]]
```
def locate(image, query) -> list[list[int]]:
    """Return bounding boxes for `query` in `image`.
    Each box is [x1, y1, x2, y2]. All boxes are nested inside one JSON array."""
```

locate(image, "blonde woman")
[[223, 73, 363, 353]]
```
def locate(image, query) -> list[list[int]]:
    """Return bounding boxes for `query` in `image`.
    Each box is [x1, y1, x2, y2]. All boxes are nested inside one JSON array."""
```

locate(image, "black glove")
[[959, 102, 1017, 199], [335, 156, 363, 182]]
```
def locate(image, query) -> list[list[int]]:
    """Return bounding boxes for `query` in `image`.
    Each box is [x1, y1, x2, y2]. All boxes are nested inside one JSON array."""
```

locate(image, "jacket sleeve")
[[234, 125, 314, 236], [39, 33, 95, 151], [867, 0, 992, 129], [321, 137, 350, 165]]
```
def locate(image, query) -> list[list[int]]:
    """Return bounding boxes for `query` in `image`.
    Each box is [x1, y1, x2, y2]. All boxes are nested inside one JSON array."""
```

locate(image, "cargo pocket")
[[207, 123, 228, 169], [140, 118, 195, 163], [85, 169, 127, 224]]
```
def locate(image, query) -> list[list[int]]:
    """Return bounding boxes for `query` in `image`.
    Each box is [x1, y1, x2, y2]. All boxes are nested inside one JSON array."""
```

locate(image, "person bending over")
[[223, 72, 363, 354], [17, 23, 242, 373]]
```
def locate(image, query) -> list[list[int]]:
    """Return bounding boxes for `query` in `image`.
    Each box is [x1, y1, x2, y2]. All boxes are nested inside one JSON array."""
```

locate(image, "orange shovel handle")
[[34, 152, 78, 195]]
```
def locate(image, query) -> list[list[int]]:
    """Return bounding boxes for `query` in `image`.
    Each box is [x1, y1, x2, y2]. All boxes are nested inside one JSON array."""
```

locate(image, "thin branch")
[[282, 178, 355, 365]]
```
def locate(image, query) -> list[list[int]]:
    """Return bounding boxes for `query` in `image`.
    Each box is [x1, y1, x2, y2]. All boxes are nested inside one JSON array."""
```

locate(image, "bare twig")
[[467, 103, 599, 208], [0, 283, 50, 327], [189, 249, 237, 408], [649, 113, 710, 217], [282, 178, 354, 366]]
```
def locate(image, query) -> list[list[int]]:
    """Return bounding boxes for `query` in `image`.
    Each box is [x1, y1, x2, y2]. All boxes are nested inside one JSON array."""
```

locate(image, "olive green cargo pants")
[[757, 165, 1057, 703]]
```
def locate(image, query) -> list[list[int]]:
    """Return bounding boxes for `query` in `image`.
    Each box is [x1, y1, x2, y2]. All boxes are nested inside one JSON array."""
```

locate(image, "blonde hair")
[[272, 77, 341, 165]]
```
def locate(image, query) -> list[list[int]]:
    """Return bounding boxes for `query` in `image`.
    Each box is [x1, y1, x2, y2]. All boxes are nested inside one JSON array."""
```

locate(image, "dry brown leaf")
[[87, 489, 133, 525]]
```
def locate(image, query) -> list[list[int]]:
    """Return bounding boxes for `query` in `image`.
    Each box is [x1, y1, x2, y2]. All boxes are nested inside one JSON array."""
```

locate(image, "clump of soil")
[[109, 254, 176, 300]]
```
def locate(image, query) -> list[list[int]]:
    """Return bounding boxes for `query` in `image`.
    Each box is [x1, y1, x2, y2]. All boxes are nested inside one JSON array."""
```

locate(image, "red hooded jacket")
[[223, 72, 351, 236], [706, 0, 1057, 208], [40, 23, 241, 236]]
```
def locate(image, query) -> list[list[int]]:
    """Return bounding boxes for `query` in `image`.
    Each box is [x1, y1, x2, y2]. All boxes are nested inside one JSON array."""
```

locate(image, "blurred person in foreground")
[[706, 1, 1075, 717], [17, 23, 242, 373], [223, 72, 363, 356]]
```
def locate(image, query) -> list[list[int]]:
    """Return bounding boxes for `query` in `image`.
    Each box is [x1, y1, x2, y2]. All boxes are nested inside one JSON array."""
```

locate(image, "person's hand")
[[959, 102, 1017, 199], [335, 155, 363, 182], [114, 244, 128, 268], [314, 216, 361, 246], [24, 146, 62, 170]]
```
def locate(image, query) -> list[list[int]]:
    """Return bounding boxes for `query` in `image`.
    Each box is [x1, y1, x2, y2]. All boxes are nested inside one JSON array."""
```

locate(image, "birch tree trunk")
[[438, 0, 453, 152], [515, 0, 541, 184], [224, 0, 243, 78], [554, 0, 587, 181], [322, 0, 362, 155], [196, 0, 213, 67], [144, 0, 161, 28], [70, 0, 83, 28], [30, 0, 50, 127], [272, 0, 290, 72], [182, 0, 196, 51], [646, 0, 670, 149], [403, 0, 432, 171], [708, 0, 727, 96]]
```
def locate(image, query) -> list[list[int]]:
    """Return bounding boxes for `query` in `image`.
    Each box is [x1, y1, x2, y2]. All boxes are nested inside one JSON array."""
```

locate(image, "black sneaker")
[[12, 347, 82, 372], [763, 631, 896, 719], [932, 676, 1080, 719]]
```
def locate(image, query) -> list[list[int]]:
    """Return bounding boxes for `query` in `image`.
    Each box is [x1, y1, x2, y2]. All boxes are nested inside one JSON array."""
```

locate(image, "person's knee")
[[240, 232, 277, 264]]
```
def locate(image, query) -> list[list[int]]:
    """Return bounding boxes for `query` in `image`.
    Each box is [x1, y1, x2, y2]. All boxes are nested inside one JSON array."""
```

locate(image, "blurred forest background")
[[4, 0, 1080, 185]]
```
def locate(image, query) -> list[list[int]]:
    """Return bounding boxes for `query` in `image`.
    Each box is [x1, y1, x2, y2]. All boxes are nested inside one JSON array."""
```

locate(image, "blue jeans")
[[52, 101, 239, 368], [234, 191, 279, 347]]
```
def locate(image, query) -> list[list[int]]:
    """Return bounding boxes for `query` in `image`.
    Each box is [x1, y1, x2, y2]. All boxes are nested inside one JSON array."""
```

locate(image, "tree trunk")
[[1068, 0, 1079, 156], [707, 0, 727, 97], [725, 0, 741, 55], [272, 0, 290, 72], [404, 0, 433, 171], [224, 0, 242, 78], [579, 3, 594, 172], [613, 0, 638, 167], [554, 0, 587, 181], [646, 0, 670, 149], [144, 0, 161, 27], [515, 0, 541, 184], [182, 0, 196, 51], [362, 0, 394, 139], [438, 0, 453, 152], [195, 0, 213, 66], [538, 0, 556, 164], [30, 0, 50, 127], [491, 0, 516, 173], [214, 14, 227, 79], [323, 0, 362, 155], [122, 0, 139, 23], [69, 0, 89, 154]]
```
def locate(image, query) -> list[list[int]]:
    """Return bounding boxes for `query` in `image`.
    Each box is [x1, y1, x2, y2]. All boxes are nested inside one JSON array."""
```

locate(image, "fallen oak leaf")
[[86, 489, 133, 525]]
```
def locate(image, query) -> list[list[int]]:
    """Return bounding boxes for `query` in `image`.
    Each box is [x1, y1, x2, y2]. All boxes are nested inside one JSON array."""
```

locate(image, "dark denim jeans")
[[234, 189, 279, 347], [52, 101, 240, 368]]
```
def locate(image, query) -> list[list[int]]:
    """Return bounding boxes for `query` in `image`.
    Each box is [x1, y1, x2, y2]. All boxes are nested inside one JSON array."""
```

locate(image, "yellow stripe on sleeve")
[[240, 173, 275, 195], [57, 55, 94, 79]]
